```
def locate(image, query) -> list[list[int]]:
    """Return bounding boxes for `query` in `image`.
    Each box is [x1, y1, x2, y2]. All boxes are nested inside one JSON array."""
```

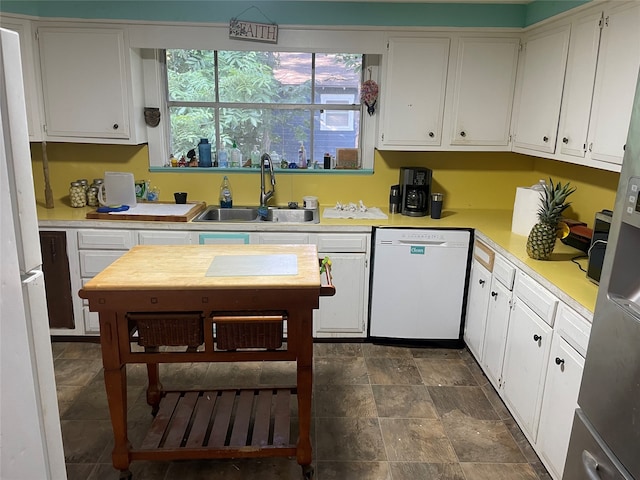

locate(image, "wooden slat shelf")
[[133, 387, 298, 460]]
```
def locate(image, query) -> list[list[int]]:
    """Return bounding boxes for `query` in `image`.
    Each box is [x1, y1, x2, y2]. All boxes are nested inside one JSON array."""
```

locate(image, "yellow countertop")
[[38, 201, 597, 318]]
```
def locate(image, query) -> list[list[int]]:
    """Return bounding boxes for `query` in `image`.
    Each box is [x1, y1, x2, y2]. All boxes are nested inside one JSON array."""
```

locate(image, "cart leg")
[[118, 469, 132, 480], [145, 361, 162, 415], [301, 464, 314, 479], [295, 309, 314, 467]]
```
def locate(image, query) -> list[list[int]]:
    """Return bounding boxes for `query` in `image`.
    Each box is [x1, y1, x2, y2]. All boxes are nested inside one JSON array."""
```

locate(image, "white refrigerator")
[[0, 28, 66, 479]]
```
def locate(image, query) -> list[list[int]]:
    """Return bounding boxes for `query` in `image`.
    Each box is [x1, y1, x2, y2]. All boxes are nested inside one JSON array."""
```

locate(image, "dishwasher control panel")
[[375, 228, 471, 248]]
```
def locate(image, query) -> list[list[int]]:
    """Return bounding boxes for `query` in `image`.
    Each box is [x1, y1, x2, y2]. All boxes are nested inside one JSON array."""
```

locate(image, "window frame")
[[143, 47, 378, 173], [163, 49, 363, 169]]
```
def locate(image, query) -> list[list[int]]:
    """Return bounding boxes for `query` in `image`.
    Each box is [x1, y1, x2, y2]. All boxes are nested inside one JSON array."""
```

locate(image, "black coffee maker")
[[399, 167, 432, 217]]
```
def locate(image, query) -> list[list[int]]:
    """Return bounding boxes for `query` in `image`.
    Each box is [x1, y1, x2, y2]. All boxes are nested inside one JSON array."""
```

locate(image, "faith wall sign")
[[229, 19, 278, 44]]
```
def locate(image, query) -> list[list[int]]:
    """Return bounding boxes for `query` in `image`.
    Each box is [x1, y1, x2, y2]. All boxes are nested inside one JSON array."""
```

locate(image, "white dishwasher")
[[369, 228, 472, 341]]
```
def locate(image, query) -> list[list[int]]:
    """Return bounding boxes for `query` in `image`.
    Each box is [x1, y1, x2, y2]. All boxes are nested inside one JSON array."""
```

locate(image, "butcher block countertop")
[[80, 244, 322, 292]]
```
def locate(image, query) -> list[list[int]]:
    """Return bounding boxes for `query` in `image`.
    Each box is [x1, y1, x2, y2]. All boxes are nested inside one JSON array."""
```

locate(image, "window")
[[165, 50, 363, 168]]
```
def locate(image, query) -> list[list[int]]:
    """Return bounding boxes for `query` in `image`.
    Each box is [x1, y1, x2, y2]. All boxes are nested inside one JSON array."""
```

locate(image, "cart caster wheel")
[[302, 465, 314, 479], [119, 469, 132, 480]]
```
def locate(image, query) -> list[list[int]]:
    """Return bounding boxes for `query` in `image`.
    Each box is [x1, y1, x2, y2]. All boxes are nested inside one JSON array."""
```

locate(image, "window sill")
[[149, 167, 374, 175]]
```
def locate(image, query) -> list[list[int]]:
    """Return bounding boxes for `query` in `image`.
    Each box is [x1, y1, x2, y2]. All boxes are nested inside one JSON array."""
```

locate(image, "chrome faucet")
[[260, 153, 276, 208]]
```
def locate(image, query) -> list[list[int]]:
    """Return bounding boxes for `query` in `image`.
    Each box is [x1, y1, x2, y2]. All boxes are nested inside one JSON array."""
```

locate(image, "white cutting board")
[[206, 254, 298, 277]]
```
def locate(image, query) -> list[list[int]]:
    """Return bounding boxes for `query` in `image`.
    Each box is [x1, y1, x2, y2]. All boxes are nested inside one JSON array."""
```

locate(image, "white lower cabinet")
[[483, 277, 513, 389], [463, 258, 492, 359], [502, 298, 553, 442], [315, 253, 368, 337], [537, 304, 590, 480], [77, 229, 135, 334]]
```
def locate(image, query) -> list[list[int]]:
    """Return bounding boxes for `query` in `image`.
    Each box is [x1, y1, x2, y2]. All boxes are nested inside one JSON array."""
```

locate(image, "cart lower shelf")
[[129, 387, 299, 462]]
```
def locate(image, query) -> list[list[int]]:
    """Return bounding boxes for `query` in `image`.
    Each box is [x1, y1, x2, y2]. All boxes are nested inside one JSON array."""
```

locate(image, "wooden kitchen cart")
[[79, 244, 334, 480]]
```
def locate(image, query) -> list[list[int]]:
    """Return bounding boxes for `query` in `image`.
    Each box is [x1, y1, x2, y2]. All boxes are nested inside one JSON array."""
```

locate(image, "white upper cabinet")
[[556, 11, 602, 159], [512, 25, 570, 154], [587, 2, 640, 166], [37, 27, 146, 144], [379, 37, 450, 149], [449, 37, 519, 147], [0, 18, 43, 141]]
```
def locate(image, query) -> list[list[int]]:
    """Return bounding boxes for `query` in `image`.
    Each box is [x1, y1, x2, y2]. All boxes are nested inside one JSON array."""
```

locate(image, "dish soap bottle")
[[219, 176, 233, 208], [298, 141, 307, 169]]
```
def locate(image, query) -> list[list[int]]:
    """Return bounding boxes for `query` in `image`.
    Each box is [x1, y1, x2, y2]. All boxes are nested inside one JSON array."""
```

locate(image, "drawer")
[[79, 250, 127, 277], [493, 255, 516, 290], [316, 234, 368, 253], [554, 303, 591, 358], [259, 233, 309, 244], [77, 229, 135, 250], [138, 230, 193, 245], [473, 240, 494, 272], [514, 270, 559, 326]]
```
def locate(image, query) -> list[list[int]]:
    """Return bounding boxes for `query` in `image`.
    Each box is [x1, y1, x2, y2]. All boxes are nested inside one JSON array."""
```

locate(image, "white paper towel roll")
[[511, 187, 544, 236]]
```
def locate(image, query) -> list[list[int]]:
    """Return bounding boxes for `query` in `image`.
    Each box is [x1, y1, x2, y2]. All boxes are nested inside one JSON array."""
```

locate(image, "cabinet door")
[[314, 253, 367, 337], [513, 26, 570, 154], [463, 259, 492, 360], [502, 299, 553, 442], [557, 11, 602, 158], [482, 278, 512, 389], [537, 335, 585, 480], [38, 27, 129, 139], [588, 2, 640, 166], [39, 231, 74, 329], [380, 37, 450, 148], [450, 37, 519, 146], [0, 19, 42, 141]]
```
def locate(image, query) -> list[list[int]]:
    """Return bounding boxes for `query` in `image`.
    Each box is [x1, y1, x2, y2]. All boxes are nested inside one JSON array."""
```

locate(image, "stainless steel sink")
[[193, 207, 259, 222], [192, 206, 319, 223], [266, 207, 318, 223]]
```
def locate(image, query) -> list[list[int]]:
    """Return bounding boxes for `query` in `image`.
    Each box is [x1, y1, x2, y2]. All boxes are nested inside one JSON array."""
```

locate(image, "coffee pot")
[[399, 167, 432, 217]]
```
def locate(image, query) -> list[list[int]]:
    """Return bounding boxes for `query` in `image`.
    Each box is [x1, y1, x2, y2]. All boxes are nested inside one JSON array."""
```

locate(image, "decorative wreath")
[[361, 78, 379, 116]]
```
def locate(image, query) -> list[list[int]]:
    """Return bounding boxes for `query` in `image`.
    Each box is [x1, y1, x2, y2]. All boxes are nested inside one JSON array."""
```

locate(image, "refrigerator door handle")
[[582, 450, 603, 480]]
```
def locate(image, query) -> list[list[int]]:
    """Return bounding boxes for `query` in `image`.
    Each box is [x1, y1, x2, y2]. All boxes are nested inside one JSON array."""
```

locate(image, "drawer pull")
[[555, 357, 565, 366], [491, 291, 498, 298], [479, 279, 485, 286], [533, 334, 542, 342]]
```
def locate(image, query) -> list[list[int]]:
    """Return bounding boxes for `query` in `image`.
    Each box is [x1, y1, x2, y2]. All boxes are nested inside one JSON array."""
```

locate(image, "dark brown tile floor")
[[52, 341, 552, 480]]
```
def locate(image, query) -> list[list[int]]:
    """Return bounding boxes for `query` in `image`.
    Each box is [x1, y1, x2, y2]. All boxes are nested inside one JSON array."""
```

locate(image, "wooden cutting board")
[[86, 201, 206, 222]]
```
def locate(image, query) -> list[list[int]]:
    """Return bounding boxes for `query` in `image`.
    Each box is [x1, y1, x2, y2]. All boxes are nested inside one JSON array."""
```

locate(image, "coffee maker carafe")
[[399, 167, 432, 217]]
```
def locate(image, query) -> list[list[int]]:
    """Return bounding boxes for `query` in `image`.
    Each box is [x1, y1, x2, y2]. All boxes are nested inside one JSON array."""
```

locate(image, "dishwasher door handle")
[[396, 240, 447, 247]]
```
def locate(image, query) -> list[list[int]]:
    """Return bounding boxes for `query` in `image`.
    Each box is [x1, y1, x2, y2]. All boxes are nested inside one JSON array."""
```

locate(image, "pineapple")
[[526, 179, 576, 260]]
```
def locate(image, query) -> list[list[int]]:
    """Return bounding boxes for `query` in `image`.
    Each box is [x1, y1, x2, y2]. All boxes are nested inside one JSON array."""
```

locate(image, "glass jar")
[[86, 185, 99, 207], [78, 178, 89, 192], [69, 181, 86, 208]]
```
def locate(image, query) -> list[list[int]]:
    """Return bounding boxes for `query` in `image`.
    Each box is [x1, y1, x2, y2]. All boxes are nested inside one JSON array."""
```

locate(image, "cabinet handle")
[[491, 291, 498, 298], [479, 279, 485, 286], [460, 131, 466, 138], [562, 137, 569, 144], [533, 334, 542, 342], [543, 136, 549, 143], [428, 131, 435, 138], [113, 123, 119, 130], [581, 451, 602, 480], [555, 357, 565, 366], [49, 238, 57, 260]]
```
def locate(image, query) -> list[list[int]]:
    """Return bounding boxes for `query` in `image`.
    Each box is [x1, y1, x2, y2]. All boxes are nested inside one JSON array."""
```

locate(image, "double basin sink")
[[193, 206, 319, 224]]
